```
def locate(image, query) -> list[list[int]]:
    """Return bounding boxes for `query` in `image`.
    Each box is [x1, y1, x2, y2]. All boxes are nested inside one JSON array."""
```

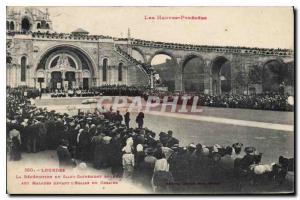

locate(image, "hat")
[[189, 143, 196, 149], [36, 115, 44, 119], [136, 144, 144, 152], [21, 122, 28, 127], [232, 143, 243, 148], [69, 122, 75, 126], [245, 146, 256, 155], [145, 147, 155, 154], [123, 145, 132, 154], [103, 136, 112, 144], [126, 137, 134, 146], [79, 129, 84, 134], [78, 162, 87, 170], [202, 147, 210, 156]]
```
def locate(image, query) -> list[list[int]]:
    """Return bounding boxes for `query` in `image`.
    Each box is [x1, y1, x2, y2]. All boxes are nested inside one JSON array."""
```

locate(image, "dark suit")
[[56, 145, 74, 168]]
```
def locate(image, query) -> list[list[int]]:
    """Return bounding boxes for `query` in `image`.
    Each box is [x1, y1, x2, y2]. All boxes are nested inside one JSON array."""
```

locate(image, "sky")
[[40, 7, 294, 50]]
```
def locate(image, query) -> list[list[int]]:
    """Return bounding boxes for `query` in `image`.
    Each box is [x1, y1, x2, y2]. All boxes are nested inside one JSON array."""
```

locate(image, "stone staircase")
[[114, 45, 156, 77]]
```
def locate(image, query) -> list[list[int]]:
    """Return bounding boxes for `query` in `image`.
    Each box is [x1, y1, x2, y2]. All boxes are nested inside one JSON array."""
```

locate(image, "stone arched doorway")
[[211, 56, 231, 95], [21, 17, 30, 32], [182, 55, 205, 93], [262, 60, 288, 93], [37, 45, 95, 90], [51, 72, 62, 90], [149, 51, 178, 91]]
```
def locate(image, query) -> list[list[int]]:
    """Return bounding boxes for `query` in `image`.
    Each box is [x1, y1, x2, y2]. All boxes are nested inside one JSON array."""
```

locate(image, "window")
[[41, 20, 46, 29], [46, 23, 50, 29], [21, 56, 27, 82], [37, 23, 41, 29], [102, 58, 107, 82], [10, 21, 14, 30], [21, 18, 30, 31], [118, 63, 123, 81], [6, 21, 9, 30]]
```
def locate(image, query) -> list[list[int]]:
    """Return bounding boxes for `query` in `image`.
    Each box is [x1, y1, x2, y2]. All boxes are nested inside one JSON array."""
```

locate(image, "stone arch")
[[132, 47, 147, 63], [37, 22, 41, 29], [148, 50, 177, 66], [262, 59, 288, 93], [21, 17, 31, 32], [102, 58, 108, 82], [100, 56, 111, 67], [149, 50, 178, 91], [211, 56, 231, 95], [9, 21, 14, 30], [118, 62, 124, 82], [181, 53, 206, 92], [36, 44, 96, 75], [20, 56, 28, 82], [47, 53, 80, 70], [44, 50, 82, 70]]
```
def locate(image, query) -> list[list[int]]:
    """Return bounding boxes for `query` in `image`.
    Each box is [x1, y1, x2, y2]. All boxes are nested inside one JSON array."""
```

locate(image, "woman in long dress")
[[152, 151, 174, 193]]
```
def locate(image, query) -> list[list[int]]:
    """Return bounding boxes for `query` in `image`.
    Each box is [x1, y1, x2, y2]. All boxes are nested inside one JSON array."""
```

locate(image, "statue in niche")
[[56, 53, 71, 69]]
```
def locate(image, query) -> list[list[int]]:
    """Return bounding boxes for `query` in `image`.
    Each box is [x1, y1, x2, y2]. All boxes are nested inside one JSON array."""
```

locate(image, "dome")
[[71, 28, 89, 35]]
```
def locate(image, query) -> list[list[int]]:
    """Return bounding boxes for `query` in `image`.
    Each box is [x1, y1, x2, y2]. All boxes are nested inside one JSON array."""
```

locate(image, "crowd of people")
[[48, 85, 149, 98], [144, 91, 294, 112], [196, 93, 294, 111], [7, 89, 294, 193], [7, 86, 294, 112], [6, 30, 292, 57], [132, 39, 293, 56]]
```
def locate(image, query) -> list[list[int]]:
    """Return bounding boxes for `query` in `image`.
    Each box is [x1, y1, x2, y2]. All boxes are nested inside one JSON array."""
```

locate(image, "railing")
[[114, 45, 155, 77], [6, 31, 294, 57], [131, 39, 293, 57]]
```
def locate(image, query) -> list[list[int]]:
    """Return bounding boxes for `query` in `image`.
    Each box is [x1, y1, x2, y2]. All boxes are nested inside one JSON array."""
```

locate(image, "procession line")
[[147, 111, 294, 132]]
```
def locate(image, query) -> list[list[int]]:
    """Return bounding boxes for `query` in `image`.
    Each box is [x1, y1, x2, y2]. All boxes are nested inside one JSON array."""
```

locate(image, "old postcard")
[[6, 6, 294, 194]]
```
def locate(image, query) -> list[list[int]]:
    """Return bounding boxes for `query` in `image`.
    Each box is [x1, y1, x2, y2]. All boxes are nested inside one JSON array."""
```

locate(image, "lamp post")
[[150, 71, 154, 89]]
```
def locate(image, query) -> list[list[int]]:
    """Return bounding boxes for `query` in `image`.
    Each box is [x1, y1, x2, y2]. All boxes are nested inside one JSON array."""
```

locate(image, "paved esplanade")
[[36, 97, 294, 164]]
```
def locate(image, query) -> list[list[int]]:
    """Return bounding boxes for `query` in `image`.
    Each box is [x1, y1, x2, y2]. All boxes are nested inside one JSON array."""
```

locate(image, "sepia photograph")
[[6, 6, 295, 194]]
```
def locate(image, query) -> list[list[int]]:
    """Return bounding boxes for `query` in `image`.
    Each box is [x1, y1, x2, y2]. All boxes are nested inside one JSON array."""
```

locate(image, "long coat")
[[56, 145, 74, 168]]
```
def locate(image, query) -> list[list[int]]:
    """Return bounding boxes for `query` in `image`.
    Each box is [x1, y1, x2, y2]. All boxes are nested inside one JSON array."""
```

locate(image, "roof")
[[71, 28, 89, 34]]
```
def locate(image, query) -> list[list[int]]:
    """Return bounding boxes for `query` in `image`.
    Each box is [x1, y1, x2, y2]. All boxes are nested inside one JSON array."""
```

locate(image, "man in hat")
[[239, 147, 257, 170], [77, 129, 90, 161], [110, 132, 124, 176], [115, 110, 123, 127], [165, 130, 179, 148], [124, 110, 130, 129], [135, 112, 144, 129], [56, 139, 75, 168]]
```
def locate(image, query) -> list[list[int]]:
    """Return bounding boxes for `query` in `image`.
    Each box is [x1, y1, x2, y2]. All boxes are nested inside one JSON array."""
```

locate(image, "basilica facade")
[[6, 7, 149, 91]]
